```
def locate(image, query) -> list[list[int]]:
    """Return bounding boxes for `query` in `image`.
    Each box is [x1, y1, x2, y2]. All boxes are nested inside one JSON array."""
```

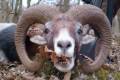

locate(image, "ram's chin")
[[54, 57, 75, 72]]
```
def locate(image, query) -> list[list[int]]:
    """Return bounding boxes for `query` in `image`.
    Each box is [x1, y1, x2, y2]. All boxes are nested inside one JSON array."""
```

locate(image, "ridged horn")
[[15, 5, 60, 71], [66, 4, 112, 73]]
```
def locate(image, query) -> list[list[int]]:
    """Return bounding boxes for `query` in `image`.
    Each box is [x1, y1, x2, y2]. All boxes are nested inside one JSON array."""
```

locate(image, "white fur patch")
[[53, 28, 75, 72], [0, 23, 16, 31], [54, 57, 75, 72], [54, 28, 75, 57]]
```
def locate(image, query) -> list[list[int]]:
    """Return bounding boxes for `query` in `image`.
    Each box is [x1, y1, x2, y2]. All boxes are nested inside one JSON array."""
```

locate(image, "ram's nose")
[[57, 41, 72, 51]]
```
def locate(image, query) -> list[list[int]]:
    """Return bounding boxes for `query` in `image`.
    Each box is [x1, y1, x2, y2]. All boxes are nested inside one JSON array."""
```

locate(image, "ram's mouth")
[[50, 53, 74, 66], [54, 56, 75, 72], [56, 56, 72, 64], [44, 46, 75, 72]]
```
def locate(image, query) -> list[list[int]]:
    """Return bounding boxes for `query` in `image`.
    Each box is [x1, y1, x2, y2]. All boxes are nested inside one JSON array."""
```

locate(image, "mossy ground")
[[0, 36, 120, 80], [36, 35, 120, 80], [36, 61, 120, 80]]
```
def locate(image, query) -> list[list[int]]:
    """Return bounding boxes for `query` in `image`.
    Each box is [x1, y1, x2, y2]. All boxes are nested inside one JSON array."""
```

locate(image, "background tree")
[[0, 0, 120, 34], [57, 0, 70, 12]]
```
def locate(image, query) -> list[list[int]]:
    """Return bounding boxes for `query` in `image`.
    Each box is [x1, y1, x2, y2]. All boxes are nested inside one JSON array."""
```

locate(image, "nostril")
[[66, 42, 71, 48], [57, 41, 72, 49], [57, 42, 63, 48]]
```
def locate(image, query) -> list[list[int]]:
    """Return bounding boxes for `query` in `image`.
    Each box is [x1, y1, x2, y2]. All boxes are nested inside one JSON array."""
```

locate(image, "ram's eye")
[[44, 28, 49, 34], [77, 29, 82, 35]]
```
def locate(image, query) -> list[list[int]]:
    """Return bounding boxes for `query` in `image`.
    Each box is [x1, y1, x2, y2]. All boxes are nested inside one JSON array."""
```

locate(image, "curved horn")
[[15, 5, 60, 71], [66, 4, 112, 73]]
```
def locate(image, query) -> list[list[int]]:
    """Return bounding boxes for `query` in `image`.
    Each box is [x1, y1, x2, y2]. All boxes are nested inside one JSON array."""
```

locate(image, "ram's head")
[[15, 4, 112, 73]]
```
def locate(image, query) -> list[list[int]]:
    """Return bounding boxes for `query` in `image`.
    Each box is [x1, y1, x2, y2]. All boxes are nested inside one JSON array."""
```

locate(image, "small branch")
[[63, 71, 71, 80]]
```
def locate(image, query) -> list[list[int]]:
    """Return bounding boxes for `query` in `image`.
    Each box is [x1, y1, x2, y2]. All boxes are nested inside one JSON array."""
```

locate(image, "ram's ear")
[[30, 35, 47, 45]]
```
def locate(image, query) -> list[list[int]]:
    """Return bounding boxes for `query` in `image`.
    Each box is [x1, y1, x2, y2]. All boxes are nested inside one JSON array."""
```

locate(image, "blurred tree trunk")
[[36, 0, 42, 5], [0, 0, 22, 23], [117, 10, 120, 33], [10, 0, 15, 10], [12, 0, 22, 23], [0, 0, 11, 22], [112, 15, 120, 34], [27, 0, 31, 8], [101, 0, 107, 14], [58, 0, 70, 13], [77, 0, 80, 5]]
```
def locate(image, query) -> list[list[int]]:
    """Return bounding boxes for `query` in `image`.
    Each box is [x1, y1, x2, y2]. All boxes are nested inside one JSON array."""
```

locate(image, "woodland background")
[[0, 0, 120, 34]]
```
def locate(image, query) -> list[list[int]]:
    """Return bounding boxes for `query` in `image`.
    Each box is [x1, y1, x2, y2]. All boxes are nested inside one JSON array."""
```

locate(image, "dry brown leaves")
[[44, 46, 70, 65]]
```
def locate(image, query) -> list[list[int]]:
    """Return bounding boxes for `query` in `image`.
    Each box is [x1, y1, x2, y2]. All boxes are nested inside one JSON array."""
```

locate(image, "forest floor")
[[0, 34, 120, 80]]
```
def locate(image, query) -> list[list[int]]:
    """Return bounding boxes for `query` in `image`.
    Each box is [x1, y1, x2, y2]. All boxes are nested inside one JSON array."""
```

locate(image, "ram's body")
[[0, 23, 18, 63], [0, 23, 39, 63], [80, 40, 96, 60]]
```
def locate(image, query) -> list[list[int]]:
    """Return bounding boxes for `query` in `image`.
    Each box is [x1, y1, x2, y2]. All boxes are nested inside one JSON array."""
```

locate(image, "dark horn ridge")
[[66, 4, 112, 73], [15, 5, 60, 71]]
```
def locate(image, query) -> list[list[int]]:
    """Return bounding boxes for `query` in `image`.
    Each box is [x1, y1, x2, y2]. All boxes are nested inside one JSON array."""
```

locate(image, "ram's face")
[[43, 19, 83, 72]]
